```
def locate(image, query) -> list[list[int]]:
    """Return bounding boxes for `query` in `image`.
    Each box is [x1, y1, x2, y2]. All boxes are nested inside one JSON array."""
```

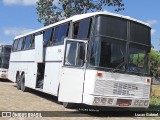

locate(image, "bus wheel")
[[21, 74, 28, 92], [63, 102, 75, 109], [16, 74, 21, 90]]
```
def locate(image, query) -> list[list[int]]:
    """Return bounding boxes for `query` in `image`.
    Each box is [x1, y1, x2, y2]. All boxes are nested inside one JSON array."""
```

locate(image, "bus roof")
[[15, 11, 151, 39], [0, 44, 12, 47]]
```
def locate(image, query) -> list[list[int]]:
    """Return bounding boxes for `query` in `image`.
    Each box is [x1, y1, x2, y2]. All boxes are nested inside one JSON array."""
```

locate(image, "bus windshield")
[[2, 47, 11, 54], [89, 15, 150, 76], [89, 39, 149, 75], [128, 46, 148, 74], [90, 38, 126, 71], [0, 56, 10, 69]]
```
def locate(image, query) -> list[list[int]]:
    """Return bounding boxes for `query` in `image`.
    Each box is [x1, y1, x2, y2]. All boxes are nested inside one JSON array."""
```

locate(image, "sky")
[[0, 0, 160, 50]]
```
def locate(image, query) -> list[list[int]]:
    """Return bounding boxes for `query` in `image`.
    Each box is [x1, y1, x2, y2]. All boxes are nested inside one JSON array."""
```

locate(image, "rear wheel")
[[21, 74, 28, 92], [63, 102, 75, 109], [16, 74, 21, 90]]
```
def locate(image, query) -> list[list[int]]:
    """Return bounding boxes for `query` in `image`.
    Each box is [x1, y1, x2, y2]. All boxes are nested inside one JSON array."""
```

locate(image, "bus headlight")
[[108, 98, 114, 104], [101, 98, 107, 104], [134, 100, 139, 106], [144, 100, 149, 106], [94, 97, 100, 104], [139, 100, 143, 106]]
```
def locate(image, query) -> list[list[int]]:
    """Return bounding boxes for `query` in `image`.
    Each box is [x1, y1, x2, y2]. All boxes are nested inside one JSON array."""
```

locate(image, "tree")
[[149, 49, 160, 78], [36, 0, 124, 26]]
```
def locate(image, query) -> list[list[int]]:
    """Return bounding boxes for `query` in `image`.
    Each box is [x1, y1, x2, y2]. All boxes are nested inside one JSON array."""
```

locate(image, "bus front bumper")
[[83, 94, 150, 108], [0, 73, 8, 79]]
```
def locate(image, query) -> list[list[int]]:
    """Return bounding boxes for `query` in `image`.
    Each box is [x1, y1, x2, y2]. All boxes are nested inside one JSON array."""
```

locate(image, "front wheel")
[[21, 74, 28, 92], [63, 102, 75, 109], [16, 74, 21, 90]]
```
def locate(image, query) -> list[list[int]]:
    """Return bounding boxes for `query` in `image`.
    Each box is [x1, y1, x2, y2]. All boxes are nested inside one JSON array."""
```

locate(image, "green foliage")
[[36, 0, 124, 26], [149, 96, 160, 111], [149, 49, 160, 78]]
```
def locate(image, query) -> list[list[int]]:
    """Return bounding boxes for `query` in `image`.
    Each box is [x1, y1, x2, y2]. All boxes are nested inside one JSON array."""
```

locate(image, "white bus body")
[[0, 45, 11, 79], [8, 12, 151, 109]]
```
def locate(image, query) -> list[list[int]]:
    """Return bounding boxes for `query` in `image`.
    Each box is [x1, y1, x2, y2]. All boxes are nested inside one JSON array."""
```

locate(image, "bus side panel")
[[83, 70, 97, 104], [8, 50, 35, 83], [25, 62, 37, 89], [8, 62, 17, 82], [43, 62, 61, 95], [11, 50, 35, 62], [45, 46, 63, 61], [43, 45, 63, 95]]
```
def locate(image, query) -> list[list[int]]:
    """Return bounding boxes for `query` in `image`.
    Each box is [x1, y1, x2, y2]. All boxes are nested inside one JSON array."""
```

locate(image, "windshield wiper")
[[110, 60, 126, 73]]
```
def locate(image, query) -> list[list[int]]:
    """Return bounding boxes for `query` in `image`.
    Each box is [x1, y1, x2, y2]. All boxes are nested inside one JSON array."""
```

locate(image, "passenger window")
[[24, 35, 31, 49], [73, 18, 91, 39], [44, 28, 53, 46], [30, 34, 35, 48], [53, 23, 69, 44], [64, 41, 85, 66], [73, 23, 79, 39], [17, 38, 24, 51], [12, 40, 18, 51]]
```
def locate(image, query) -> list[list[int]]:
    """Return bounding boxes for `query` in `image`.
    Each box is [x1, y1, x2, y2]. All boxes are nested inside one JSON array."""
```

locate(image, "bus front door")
[[58, 39, 87, 104]]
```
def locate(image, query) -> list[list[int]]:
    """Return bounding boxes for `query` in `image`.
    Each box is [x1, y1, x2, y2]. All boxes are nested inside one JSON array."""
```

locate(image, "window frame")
[[23, 35, 32, 50], [12, 39, 19, 52], [30, 34, 35, 49], [17, 38, 24, 51], [72, 18, 92, 40], [94, 15, 128, 41], [43, 28, 54, 47], [130, 21, 151, 46], [63, 39, 87, 68], [127, 43, 149, 74], [52, 22, 70, 45]]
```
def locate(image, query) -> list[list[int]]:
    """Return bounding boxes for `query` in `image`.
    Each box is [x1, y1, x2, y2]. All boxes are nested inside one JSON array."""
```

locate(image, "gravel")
[[0, 79, 159, 120]]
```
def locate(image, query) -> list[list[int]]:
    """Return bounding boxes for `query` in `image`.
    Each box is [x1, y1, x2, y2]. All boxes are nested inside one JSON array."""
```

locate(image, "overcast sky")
[[0, 0, 160, 50]]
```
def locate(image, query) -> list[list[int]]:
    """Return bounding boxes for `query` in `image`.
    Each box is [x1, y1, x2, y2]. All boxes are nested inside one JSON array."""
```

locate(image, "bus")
[[0, 44, 11, 79], [8, 12, 151, 109]]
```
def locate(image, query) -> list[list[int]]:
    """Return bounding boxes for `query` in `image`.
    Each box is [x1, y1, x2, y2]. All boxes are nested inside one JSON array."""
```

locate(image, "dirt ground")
[[0, 79, 159, 120], [151, 85, 160, 97]]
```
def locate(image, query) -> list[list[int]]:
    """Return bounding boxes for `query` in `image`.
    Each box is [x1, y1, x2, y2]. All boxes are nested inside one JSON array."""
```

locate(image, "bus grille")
[[94, 80, 150, 98]]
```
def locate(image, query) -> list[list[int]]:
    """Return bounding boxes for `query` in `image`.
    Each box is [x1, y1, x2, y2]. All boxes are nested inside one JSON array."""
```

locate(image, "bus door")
[[58, 38, 87, 103], [33, 34, 44, 89]]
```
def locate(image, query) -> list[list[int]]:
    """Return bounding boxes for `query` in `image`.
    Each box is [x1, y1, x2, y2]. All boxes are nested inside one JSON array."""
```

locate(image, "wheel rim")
[[21, 77, 25, 91], [16, 75, 21, 89]]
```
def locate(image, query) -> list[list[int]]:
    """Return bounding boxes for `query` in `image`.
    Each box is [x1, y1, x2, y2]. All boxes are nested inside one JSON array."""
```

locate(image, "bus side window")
[[17, 38, 24, 51], [65, 41, 85, 66], [73, 22, 79, 39], [48, 28, 54, 46], [30, 34, 35, 48], [53, 23, 69, 44], [24, 35, 32, 49], [44, 28, 53, 46], [73, 18, 92, 39], [12, 40, 18, 52]]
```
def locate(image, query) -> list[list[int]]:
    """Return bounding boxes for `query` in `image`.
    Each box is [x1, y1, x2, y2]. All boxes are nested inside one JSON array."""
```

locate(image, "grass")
[[149, 96, 160, 111]]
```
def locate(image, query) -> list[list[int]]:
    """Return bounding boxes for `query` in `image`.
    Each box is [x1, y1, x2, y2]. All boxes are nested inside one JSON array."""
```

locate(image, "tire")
[[21, 74, 28, 92], [16, 74, 21, 90], [63, 102, 75, 109]]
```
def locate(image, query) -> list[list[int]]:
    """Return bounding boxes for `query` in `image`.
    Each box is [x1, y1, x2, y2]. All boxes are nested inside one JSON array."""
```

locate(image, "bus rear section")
[[0, 45, 11, 79], [82, 70, 151, 108]]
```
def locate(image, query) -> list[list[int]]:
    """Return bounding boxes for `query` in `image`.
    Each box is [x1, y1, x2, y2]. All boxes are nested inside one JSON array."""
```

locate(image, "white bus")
[[0, 45, 11, 79], [8, 12, 151, 109]]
